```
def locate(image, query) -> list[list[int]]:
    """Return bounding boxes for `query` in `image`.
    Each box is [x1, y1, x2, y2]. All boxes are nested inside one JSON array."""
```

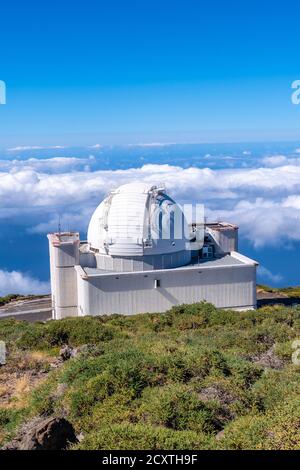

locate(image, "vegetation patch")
[[1, 301, 300, 449]]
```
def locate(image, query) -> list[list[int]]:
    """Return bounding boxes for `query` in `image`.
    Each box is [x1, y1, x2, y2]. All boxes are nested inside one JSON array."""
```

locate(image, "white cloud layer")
[[0, 156, 95, 173], [126, 142, 176, 147], [0, 269, 50, 296], [88, 144, 103, 149], [6, 145, 67, 152], [1, 160, 300, 247], [263, 155, 300, 167], [257, 265, 283, 284]]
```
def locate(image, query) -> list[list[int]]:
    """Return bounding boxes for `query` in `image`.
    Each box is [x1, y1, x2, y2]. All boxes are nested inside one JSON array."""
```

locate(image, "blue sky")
[[1, 1, 300, 146], [1, 2, 300, 294]]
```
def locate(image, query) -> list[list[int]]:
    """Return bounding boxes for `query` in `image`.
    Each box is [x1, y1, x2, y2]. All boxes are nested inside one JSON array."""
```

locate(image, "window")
[[202, 245, 214, 259], [154, 279, 161, 288]]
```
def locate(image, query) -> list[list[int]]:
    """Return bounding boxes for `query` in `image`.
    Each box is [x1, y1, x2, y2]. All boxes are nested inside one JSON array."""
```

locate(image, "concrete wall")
[[48, 233, 79, 319], [48, 239, 56, 319], [79, 251, 96, 268], [207, 227, 238, 254], [90, 249, 191, 272], [76, 264, 256, 316]]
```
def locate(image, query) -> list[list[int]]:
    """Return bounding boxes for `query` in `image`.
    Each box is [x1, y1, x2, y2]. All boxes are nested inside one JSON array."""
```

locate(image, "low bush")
[[2, 301, 300, 449], [16, 316, 117, 349], [0, 408, 28, 444], [75, 423, 213, 450], [219, 398, 300, 450], [138, 384, 217, 433]]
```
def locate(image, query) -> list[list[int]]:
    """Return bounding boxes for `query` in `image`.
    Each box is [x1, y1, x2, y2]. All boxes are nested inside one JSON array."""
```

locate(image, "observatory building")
[[48, 182, 258, 319]]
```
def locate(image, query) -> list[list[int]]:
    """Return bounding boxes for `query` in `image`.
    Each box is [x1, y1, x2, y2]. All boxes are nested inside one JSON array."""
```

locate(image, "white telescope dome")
[[87, 182, 190, 259]]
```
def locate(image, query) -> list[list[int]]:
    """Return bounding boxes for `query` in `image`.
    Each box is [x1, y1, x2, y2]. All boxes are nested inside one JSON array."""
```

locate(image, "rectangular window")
[[202, 245, 214, 259]]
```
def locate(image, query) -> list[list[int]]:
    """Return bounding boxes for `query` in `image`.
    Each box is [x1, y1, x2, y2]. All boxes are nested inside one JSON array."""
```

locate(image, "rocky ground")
[[0, 345, 82, 449], [3, 416, 77, 450]]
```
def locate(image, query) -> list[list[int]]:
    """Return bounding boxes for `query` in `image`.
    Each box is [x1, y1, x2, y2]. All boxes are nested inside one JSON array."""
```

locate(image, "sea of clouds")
[[1, 143, 300, 295]]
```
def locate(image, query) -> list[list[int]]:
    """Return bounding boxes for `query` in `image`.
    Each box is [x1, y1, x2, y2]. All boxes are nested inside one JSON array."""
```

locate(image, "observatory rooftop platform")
[[81, 252, 257, 278]]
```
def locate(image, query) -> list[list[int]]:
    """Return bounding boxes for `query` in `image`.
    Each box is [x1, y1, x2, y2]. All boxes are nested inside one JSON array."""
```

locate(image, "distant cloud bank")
[[258, 266, 283, 284], [1, 157, 300, 248], [0, 156, 95, 173], [1, 144, 300, 290], [6, 145, 67, 152], [0, 269, 49, 296]]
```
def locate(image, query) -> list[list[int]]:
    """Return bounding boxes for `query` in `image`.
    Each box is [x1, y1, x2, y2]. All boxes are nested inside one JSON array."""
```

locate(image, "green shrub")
[[61, 347, 165, 420], [0, 408, 28, 445], [17, 316, 116, 349], [218, 398, 300, 450], [225, 356, 263, 388], [74, 423, 213, 450], [0, 294, 20, 306], [249, 366, 300, 412], [138, 384, 216, 433], [30, 376, 60, 415], [4, 301, 300, 450], [67, 372, 115, 418], [77, 391, 137, 432], [217, 413, 266, 449], [0, 319, 42, 348]]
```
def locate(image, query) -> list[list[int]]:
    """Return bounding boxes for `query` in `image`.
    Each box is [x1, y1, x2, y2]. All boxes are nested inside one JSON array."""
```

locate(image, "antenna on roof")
[[58, 215, 61, 235]]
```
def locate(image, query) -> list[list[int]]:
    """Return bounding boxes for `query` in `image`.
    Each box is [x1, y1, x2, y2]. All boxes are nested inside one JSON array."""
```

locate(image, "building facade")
[[48, 183, 258, 319]]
